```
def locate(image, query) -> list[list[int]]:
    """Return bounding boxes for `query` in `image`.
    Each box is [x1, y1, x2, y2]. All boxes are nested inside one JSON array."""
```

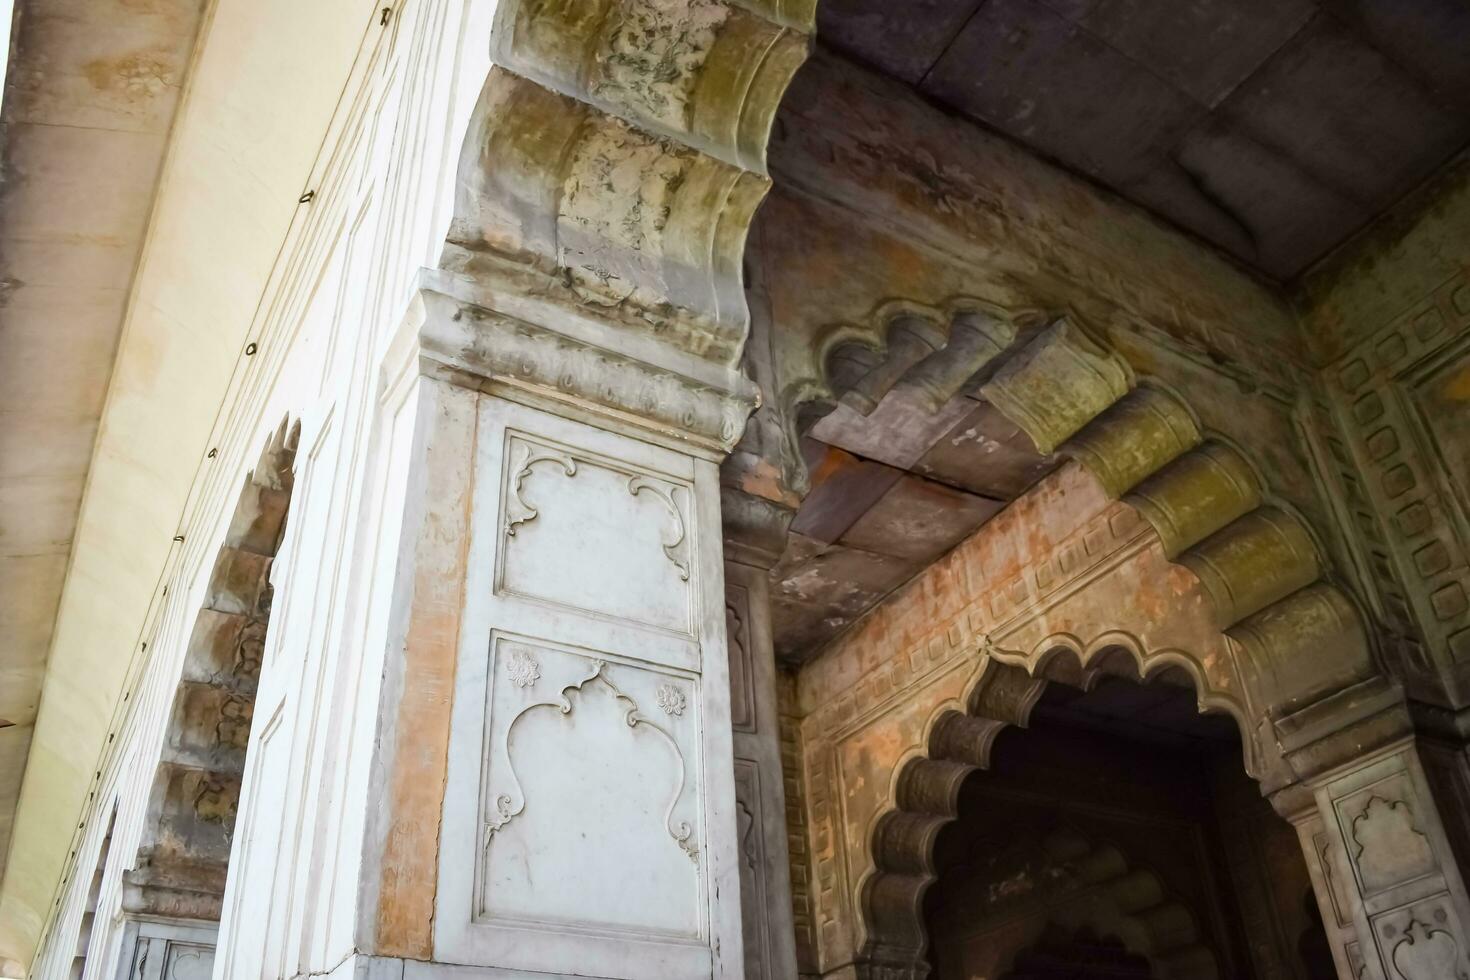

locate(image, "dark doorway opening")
[[923, 664, 1335, 980]]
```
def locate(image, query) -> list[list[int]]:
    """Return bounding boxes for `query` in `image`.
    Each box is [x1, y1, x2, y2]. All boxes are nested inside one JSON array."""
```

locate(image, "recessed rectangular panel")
[[497, 432, 695, 635], [477, 634, 704, 941], [438, 394, 731, 978], [726, 583, 757, 734]]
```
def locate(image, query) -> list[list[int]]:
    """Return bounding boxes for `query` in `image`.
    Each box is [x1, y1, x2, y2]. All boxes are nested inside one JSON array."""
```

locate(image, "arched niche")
[[858, 650, 1314, 980], [124, 420, 299, 921]]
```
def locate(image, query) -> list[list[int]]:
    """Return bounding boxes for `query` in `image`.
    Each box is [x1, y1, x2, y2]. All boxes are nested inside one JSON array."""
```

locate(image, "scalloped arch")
[[991, 631, 1259, 779], [851, 641, 1267, 977]]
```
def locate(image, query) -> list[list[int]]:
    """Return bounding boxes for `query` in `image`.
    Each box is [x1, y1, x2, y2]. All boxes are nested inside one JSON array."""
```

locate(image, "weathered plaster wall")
[[0, 0, 209, 913], [1297, 154, 1470, 709]]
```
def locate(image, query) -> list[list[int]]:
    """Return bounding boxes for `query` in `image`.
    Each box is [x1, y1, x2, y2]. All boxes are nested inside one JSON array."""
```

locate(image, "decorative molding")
[[1349, 795, 1435, 894], [414, 281, 757, 453], [1323, 273, 1470, 704], [726, 584, 758, 733], [734, 758, 775, 980], [628, 476, 691, 581], [504, 443, 577, 537], [981, 318, 1133, 456], [480, 652, 698, 914]]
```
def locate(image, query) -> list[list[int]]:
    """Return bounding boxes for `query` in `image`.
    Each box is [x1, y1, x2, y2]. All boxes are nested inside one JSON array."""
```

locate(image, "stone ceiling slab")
[[1218, 13, 1469, 211], [809, 387, 976, 471], [815, 0, 1470, 279], [837, 474, 1005, 563], [913, 401, 1060, 501], [1325, 0, 1470, 110], [1076, 0, 1315, 107], [1165, 117, 1368, 277], [790, 441, 905, 544], [770, 533, 924, 661], [921, 0, 1202, 186], [814, 0, 984, 85]]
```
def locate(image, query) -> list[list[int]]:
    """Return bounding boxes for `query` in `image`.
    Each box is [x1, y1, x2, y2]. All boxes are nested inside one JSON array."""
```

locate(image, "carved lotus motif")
[[506, 649, 541, 689], [656, 683, 686, 717]]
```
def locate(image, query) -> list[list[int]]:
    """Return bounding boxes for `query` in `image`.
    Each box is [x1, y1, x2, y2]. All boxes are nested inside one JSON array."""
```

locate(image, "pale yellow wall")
[[0, 0, 377, 963]]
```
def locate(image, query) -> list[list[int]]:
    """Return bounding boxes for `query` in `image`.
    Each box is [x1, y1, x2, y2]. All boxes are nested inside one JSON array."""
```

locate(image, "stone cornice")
[[406, 271, 758, 455]]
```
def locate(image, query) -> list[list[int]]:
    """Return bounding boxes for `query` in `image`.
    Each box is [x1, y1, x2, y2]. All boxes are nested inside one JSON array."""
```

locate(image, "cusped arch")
[[854, 646, 1257, 979], [991, 631, 1260, 779], [447, 0, 814, 367]]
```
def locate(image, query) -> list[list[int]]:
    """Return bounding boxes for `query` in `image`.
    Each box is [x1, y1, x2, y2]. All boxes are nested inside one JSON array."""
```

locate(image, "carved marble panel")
[[498, 432, 695, 636], [727, 584, 757, 734], [1335, 775, 1438, 899], [1375, 896, 1470, 980], [436, 394, 736, 978], [734, 759, 774, 980], [1312, 745, 1470, 980], [477, 636, 703, 940], [116, 918, 218, 980], [161, 943, 214, 980]]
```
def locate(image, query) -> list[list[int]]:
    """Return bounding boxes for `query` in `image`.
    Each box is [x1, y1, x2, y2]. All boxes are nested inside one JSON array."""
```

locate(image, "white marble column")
[[340, 273, 755, 980], [1294, 740, 1470, 980], [724, 555, 800, 979]]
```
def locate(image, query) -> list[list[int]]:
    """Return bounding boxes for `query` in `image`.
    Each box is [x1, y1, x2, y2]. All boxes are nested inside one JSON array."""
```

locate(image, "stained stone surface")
[[817, 0, 1470, 278]]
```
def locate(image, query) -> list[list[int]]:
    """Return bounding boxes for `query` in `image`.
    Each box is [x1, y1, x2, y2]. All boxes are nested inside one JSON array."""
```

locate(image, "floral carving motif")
[[505, 649, 541, 688], [481, 654, 698, 913], [656, 682, 687, 717]]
